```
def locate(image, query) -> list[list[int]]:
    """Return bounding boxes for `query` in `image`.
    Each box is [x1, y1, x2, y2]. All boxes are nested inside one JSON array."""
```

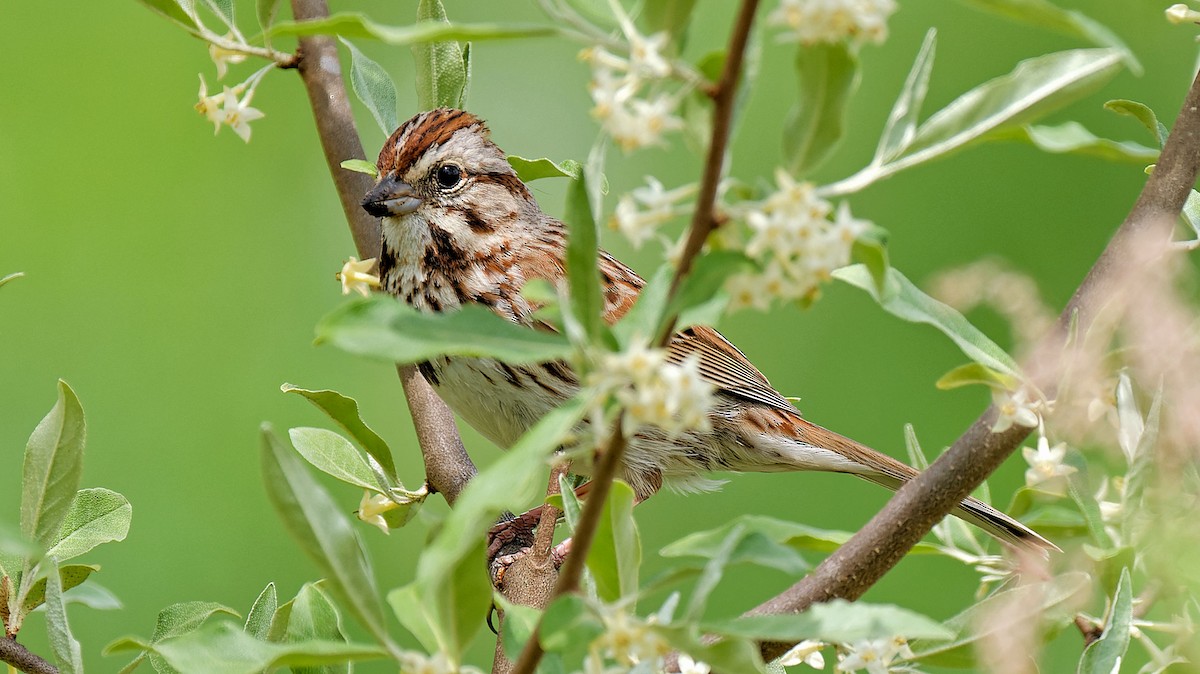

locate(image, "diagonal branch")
[[0, 636, 57, 674], [288, 0, 476, 505], [749, 66, 1200, 662]]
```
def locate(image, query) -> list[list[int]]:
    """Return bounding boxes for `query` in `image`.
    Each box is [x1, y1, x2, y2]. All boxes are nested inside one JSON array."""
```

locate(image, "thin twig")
[[0, 637, 57, 674], [749, 66, 1200, 663], [287, 0, 476, 505]]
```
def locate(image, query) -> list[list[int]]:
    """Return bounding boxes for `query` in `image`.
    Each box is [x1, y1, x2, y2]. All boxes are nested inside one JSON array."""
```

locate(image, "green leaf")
[[507, 155, 582, 182], [136, 0, 199, 31], [875, 29, 937, 164], [412, 397, 588, 659], [890, 49, 1124, 177], [244, 583, 277, 640], [706, 601, 953, 642], [1067, 461, 1114, 550], [339, 159, 379, 178], [22, 380, 87, 549], [833, 265, 1019, 376], [385, 583, 440, 654], [850, 222, 890, 296], [0, 271, 24, 289], [587, 481, 640, 603], [120, 601, 240, 674], [493, 593, 541, 661], [202, 0, 234, 26], [46, 488, 132, 562], [45, 559, 84, 674], [639, 0, 697, 52], [539, 595, 603, 658], [684, 524, 744, 622], [1078, 568, 1133, 674], [269, 14, 555, 45], [654, 625, 763, 674], [260, 427, 391, 650], [269, 600, 294, 643], [666, 251, 757, 328], [22, 564, 100, 614], [614, 265, 672, 348], [281, 385, 397, 485], [661, 514, 936, 560], [564, 170, 604, 345], [936, 362, 1019, 391], [60, 582, 122, 611], [988, 122, 1157, 163], [288, 427, 380, 492], [341, 39, 399, 135], [1179, 190, 1200, 238], [413, 0, 466, 110], [106, 622, 385, 674], [287, 583, 349, 674], [783, 43, 860, 177], [316, 296, 572, 364], [1105, 99, 1168, 147], [256, 0, 282, 33], [954, 0, 1139, 74]]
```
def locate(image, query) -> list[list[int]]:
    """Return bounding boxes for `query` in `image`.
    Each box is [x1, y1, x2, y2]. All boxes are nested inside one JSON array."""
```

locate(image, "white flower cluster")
[[595, 342, 716, 438], [195, 67, 268, 142], [1022, 434, 1076, 496], [835, 636, 913, 673], [583, 12, 683, 152], [609, 177, 696, 248], [767, 0, 898, 45], [727, 169, 871, 310], [397, 651, 482, 674], [584, 608, 671, 673]]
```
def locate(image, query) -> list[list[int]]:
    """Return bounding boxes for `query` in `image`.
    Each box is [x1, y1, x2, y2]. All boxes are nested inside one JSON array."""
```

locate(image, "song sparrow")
[[361, 108, 1054, 552]]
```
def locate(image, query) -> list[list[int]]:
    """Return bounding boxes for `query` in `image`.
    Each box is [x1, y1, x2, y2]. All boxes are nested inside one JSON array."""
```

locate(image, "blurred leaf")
[[119, 601, 240, 674], [46, 488, 131, 562], [1179, 190, 1200, 238], [341, 39, 399, 135], [55, 581, 121, 611], [281, 385, 396, 485], [654, 624, 763, 674], [564, 170, 604, 344], [137, 0, 199, 31], [875, 29, 937, 163], [913, 572, 1090, 666], [507, 155, 582, 182], [1067, 455, 1114, 550], [988, 122, 1157, 163], [1078, 568, 1133, 674], [706, 601, 953, 642], [107, 622, 385, 674], [413, 397, 588, 659], [904, 423, 930, 470], [261, 427, 390, 649], [22, 380, 87, 549], [45, 559, 84, 674], [269, 600, 295, 643], [0, 520, 39, 569], [288, 427, 379, 493], [256, 0, 282, 32], [936, 362, 1019, 391], [834, 265, 1019, 377], [684, 523, 743, 622], [1122, 384, 1161, 542], [244, 583, 277, 641], [287, 583, 349, 674], [587, 481, 641, 603], [891, 49, 1124, 176], [269, 14, 555, 44], [316, 296, 572, 364], [1105, 99, 1168, 147], [783, 43, 860, 177], [494, 593, 541, 660], [22, 564, 99, 614], [614, 265, 672, 348], [666, 251, 756, 328], [413, 0, 466, 110], [639, 0, 697, 51], [0, 271, 24, 289], [386, 583, 439, 654], [954, 0, 1138, 73], [663, 515, 923, 565], [851, 222, 890, 295], [540, 595, 603, 656]]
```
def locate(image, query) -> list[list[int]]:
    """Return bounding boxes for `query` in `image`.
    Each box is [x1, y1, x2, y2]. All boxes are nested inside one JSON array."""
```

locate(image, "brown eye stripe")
[[390, 108, 482, 174], [475, 172, 531, 200]]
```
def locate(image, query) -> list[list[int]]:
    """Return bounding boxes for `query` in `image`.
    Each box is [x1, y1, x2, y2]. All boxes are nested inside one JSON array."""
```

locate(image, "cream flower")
[[780, 640, 827, 669], [677, 654, 711, 674], [836, 636, 912, 673], [337, 256, 380, 297], [219, 85, 265, 142], [209, 40, 248, 80], [357, 491, 397, 535], [1022, 435, 1077, 495], [629, 31, 672, 79], [768, 0, 897, 45], [1166, 3, 1200, 24], [195, 75, 225, 133], [991, 388, 1040, 433], [599, 343, 715, 437]]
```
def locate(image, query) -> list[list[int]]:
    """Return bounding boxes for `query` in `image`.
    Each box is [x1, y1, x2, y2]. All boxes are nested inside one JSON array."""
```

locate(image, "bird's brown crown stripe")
[[387, 108, 486, 173]]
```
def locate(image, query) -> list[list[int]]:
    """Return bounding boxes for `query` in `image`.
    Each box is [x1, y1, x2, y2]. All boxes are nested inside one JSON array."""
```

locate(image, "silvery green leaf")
[[339, 159, 379, 177], [989, 122, 1157, 163], [341, 38, 399, 135], [586, 481, 640, 603], [783, 43, 860, 177], [268, 14, 555, 44], [414, 0, 466, 110], [286, 583, 349, 674], [256, 0, 282, 32], [507, 155, 582, 181], [137, 0, 200, 32], [564, 169, 604, 344], [705, 600, 954, 642], [288, 427, 380, 493], [243, 583, 277, 640], [22, 381, 86, 550], [280, 385, 397, 486], [1105, 99, 1168, 146], [45, 559, 84, 674], [1078, 568, 1133, 674], [46, 488, 132, 562], [875, 29, 936, 164], [0, 272, 24, 289]]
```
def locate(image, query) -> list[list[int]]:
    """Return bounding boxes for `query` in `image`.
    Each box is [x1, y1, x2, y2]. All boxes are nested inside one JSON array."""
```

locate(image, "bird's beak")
[[361, 176, 421, 217]]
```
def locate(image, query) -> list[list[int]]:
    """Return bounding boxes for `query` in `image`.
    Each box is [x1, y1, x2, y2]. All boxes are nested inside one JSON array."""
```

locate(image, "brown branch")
[[0, 637, 57, 674], [749, 66, 1200, 663], [288, 0, 475, 504]]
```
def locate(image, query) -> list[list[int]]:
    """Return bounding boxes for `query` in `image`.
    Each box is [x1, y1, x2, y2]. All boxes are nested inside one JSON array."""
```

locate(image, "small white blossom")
[[337, 256, 380, 296], [990, 388, 1040, 433], [590, 607, 669, 666], [357, 491, 396, 534], [397, 650, 482, 674], [677, 654, 712, 674], [1167, 3, 1200, 24], [208, 40, 248, 79], [219, 86, 265, 142], [1022, 435, 1077, 495], [609, 177, 694, 248], [768, 0, 897, 45], [629, 31, 672, 79], [195, 75, 225, 133], [195, 75, 265, 142], [836, 637, 913, 674], [726, 271, 772, 312], [780, 640, 827, 669], [597, 343, 716, 438]]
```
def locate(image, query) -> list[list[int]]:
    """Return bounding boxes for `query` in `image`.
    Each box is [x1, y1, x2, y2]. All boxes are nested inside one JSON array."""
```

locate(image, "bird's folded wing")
[[666, 325, 800, 415]]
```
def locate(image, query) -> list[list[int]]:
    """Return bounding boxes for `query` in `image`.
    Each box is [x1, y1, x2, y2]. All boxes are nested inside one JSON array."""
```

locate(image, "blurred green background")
[[0, 0, 1194, 670]]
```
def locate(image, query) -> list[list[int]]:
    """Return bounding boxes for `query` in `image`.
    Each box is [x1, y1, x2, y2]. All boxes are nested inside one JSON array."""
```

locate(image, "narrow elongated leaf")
[[564, 170, 604, 344], [316, 296, 572, 364], [685, 524, 743, 622], [244, 583, 277, 640], [783, 43, 860, 177], [0, 271, 24, 289], [22, 564, 100, 613], [936, 362, 1019, 391], [851, 222, 890, 295], [22, 381, 87, 549], [269, 14, 555, 44], [137, 0, 199, 31], [615, 265, 672, 347], [287, 583, 349, 674], [288, 427, 379, 492], [1105, 99, 1168, 147], [256, 0, 282, 32], [1078, 568, 1133, 674], [261, 427, 390, 649], [47, 488, 132, 562], [988, 122, 1157, 163], [954, 0, 1138, 73], [281, 385, 396, 484], [106, 622, 385, 674], [894, 49, 1124, 173], [638, 0, 697, 51], [385, 583, 439, 653], [875, 29, 937, 163], [339, 159, 378, 177], [45, 559, 84, 674], [1179, 190, 1200, 238], [662, 514, 937, 559], [341, 38, 399, 135], [833, 265, 1019, 376], [413, 0, 466, 110], [707, 601, 952, 643], [654, 625, 763, 674], [586, 481, 640, 603], [507, 155, 582, 182]]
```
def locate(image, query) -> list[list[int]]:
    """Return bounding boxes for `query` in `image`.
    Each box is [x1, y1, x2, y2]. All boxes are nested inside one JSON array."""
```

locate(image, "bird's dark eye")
[[436, 164, 462, 189]]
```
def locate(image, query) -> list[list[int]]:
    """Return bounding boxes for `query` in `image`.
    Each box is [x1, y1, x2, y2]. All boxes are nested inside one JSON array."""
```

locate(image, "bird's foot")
[[490, 537, 572, 588]]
